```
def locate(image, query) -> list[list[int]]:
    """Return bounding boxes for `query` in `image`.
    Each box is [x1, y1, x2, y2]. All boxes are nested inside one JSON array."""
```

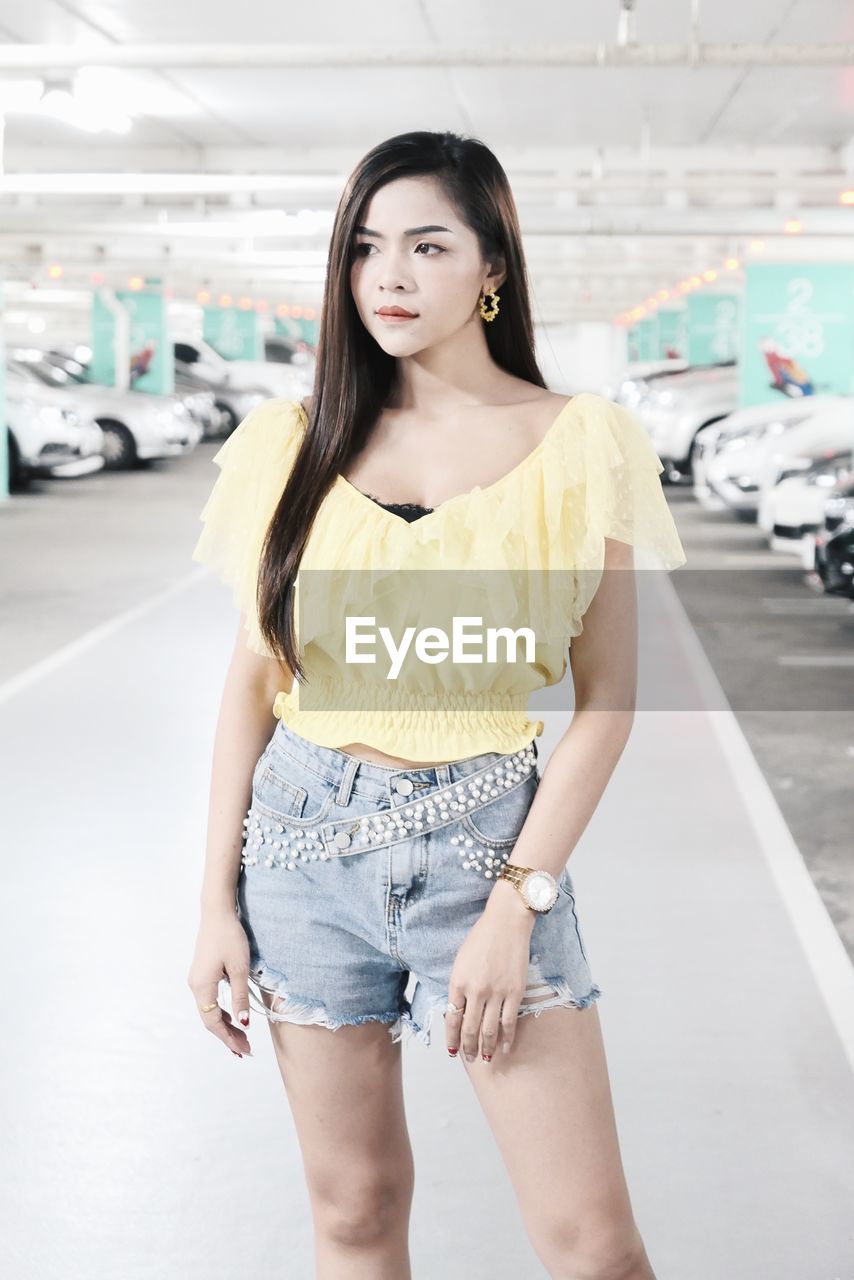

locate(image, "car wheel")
[[4, 429, 29, 491], [215, 401, 238, 437], [99, 421, 138, 469]]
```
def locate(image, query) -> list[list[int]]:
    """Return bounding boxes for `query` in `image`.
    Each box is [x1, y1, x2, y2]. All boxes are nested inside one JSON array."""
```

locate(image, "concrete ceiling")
[[0, 0, 852, 324]]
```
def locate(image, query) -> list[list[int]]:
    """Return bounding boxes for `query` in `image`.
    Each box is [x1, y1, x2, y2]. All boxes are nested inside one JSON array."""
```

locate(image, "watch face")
[[523, 871, 558, 912]]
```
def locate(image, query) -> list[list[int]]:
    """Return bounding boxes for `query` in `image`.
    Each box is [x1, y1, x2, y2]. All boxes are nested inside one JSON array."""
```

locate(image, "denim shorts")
[[227, 720, 602, 1047]]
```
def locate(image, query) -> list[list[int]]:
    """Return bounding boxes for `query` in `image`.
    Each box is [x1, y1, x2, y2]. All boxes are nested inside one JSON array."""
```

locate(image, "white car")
[[706, 396, 853, 519], [693, 397, 832, 512], [173, 337, 310, 402], [635, 366, 740, 480], [8, 352, 203, 469], [5, 369, 104, 486], [757, 397, 854, 518], [762, 450, 854, 568], [612, 361, 687, 408]]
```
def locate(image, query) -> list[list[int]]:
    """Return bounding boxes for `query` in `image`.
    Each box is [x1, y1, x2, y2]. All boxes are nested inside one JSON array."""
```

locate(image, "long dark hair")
[[257, 129, 547, 681]]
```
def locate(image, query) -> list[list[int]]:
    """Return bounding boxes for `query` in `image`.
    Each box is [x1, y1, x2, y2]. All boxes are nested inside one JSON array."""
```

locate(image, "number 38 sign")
[[740, 262, 854, 407]]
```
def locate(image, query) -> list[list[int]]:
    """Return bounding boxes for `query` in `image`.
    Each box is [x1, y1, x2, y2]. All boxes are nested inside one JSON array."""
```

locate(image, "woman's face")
[[349, 174, 504, 358]]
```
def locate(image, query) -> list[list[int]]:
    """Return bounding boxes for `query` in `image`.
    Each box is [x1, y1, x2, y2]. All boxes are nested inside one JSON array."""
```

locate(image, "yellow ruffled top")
[[191, 393, 687, 763]]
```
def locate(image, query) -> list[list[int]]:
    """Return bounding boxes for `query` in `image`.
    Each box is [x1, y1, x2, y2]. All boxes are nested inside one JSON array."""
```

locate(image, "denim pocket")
[[252, 750, 338, 827], [459, 771, 537, 848]]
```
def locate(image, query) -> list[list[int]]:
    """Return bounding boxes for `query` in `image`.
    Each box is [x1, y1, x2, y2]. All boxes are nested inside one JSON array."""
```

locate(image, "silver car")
[[8, 349, 203, 469], [4, 365, 104, 487]]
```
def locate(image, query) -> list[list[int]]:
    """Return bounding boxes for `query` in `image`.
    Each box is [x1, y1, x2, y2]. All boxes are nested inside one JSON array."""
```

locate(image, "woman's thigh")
[[264, 1011, 415, 1216], [459, 1003, 640, 1258]]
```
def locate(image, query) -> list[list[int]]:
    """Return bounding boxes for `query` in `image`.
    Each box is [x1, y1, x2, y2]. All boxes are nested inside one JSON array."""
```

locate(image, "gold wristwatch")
[[497, 863, 559, 913]]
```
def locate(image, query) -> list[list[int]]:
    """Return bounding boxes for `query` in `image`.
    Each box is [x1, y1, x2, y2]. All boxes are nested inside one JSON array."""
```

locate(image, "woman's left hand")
[[444, 887, 535, 1062]]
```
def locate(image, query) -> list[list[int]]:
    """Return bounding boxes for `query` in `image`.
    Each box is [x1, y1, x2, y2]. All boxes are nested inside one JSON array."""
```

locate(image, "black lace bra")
[[360, 492, 435, 523]]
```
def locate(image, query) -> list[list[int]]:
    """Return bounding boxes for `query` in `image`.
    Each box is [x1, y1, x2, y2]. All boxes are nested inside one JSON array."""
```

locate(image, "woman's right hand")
[[187, 908, 254, 1058]]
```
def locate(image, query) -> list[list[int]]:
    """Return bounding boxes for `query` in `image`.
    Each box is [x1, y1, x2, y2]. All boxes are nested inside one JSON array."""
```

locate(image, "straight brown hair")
[[256, 129, 547, 682]]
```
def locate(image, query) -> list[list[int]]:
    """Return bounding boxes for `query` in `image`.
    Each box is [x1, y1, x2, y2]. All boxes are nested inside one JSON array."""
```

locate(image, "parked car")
[[173, 337, 308, 403], [171, 346, 270, 437], [813, 476, 854, 599], [613, 360, 688, 408], [633, 365, 740, 482], [8, 349, 203, 469], [761, 450, 853, 567], [44, 348, 222, 441], [263, 335, 314, 368], [699, 396, 852, 521], [4, 366, 104, 488], [693, 397, 829, 514]]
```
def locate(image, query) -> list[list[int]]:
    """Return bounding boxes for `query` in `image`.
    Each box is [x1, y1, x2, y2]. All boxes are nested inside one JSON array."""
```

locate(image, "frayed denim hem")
[[515, 978, 603, 1022], [220, 968, 406, 1038]]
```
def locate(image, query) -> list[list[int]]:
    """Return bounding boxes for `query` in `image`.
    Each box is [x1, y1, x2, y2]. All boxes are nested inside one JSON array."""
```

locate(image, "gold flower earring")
[[479, 288, 500, 322]]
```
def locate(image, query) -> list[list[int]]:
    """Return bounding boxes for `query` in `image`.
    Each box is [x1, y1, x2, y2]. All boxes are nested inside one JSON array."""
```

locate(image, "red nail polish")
[[482, 1053, 492, 1062], [232, 1050, 243, 1057], [448, 1047, 458, 1056]]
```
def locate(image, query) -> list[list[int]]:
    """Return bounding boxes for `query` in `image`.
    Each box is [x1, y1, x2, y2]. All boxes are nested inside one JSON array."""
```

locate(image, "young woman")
[[188, 130, 685, 1280]]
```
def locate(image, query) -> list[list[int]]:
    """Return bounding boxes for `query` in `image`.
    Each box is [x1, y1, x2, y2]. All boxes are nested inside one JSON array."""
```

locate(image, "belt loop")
[[336, 756, 359, 807], [436, 765, 451, 788]]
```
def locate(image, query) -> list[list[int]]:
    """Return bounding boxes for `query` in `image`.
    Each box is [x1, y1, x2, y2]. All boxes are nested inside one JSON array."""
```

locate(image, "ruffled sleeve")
[[190, 397, 305, 655], [581, 397, 687, 571], [568, 395, 687, 629]]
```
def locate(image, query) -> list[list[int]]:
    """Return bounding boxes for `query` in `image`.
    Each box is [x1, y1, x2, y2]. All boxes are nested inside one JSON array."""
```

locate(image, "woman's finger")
[[499, 993, 522, 1056], [192, 979, 251, 1056], [444, 987, 467, 1058], [460, 992, 487, 1062], [226, 962, 251, 1031], [479, 996, 505, 1063]]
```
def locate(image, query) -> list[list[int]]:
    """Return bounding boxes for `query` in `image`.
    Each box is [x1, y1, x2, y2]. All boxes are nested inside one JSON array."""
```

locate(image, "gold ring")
[[199, 1001, 219, 1014], [446, 1001, 465, 1015]]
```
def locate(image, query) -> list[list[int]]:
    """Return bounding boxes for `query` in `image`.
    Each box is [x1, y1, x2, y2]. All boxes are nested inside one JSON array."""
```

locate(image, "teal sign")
[[274, 314, 319, 347], [630, 316, 659, 362], [686, 293, 740, 365], [657, 308, 685, 359], [203, 306, 263, 360], [90, 282, 174, 394], [739, 263, 854, 407]]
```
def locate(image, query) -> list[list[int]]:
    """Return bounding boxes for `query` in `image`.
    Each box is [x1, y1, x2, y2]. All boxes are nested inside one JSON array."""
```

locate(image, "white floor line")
[[658, 575, 854, 1076], [0, 567, 212, 706]]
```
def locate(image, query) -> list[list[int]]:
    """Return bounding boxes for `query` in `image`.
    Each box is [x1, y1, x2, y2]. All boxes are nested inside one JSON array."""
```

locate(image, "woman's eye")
[[352, 242, 444, 257]]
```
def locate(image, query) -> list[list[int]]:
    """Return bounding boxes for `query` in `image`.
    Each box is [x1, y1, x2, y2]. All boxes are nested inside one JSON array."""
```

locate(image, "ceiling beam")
[[1, 42, 854, 70]]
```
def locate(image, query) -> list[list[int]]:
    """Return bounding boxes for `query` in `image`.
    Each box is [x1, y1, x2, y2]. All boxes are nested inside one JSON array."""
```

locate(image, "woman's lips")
[[377, 311, 418, 322]]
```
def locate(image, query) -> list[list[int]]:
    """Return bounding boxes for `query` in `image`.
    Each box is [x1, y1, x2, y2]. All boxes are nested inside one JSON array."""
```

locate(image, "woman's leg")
[[265, 1013, 414, 1280], [459, 1003, 656, 1280]]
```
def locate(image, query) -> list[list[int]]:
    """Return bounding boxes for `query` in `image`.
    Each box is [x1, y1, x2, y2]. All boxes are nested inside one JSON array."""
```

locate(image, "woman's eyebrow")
[[354, 225, 455, 237]]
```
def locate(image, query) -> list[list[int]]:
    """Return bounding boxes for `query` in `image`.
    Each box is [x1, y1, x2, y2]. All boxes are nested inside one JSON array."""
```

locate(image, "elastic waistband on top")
[[270, 717, 538, 797]]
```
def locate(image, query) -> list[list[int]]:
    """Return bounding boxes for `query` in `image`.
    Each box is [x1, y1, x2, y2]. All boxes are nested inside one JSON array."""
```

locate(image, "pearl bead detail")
[[240, 744, 536, 877]]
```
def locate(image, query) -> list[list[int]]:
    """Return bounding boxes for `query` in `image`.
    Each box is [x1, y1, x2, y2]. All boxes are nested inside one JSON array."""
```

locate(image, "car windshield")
[[9, 358, 73, 387]]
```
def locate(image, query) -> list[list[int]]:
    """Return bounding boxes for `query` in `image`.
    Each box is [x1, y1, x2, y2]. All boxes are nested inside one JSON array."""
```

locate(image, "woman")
[[188, 130, 685, 1280]]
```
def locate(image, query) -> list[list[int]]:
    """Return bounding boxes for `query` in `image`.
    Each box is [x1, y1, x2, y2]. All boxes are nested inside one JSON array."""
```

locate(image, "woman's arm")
[[485, 535, 639, 924], [198, 614, 292, 915]]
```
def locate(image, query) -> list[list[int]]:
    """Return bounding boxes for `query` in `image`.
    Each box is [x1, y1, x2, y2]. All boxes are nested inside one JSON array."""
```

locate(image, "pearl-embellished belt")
[[241, 743, 537, 878]]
